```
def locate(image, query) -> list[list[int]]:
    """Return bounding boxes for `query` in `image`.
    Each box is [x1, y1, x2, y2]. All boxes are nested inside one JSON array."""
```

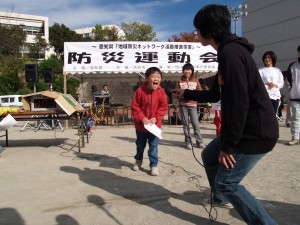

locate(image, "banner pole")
[[64, 72, 67, 94], [64, 72, 69, 129]]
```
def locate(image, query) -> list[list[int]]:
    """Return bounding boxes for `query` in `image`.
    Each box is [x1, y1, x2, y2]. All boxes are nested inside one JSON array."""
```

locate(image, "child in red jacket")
[[131, 67, 168, 176]]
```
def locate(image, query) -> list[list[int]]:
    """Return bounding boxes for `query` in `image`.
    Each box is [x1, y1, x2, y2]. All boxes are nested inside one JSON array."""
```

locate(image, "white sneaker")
[[202, 197, 233, 209], [288, 139, 299, 146], [197, 143, 206, 149], [150, 167, 159, 176], [132, 160, 142, 171], [186, 144, 192, 150]]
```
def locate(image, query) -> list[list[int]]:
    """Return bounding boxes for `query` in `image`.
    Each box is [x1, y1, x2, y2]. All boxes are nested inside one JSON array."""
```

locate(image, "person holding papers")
[[131, 67, 168, 176]]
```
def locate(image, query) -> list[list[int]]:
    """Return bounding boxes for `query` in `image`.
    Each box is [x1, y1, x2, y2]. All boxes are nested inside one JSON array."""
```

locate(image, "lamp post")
[[227, 4, 248, 34]]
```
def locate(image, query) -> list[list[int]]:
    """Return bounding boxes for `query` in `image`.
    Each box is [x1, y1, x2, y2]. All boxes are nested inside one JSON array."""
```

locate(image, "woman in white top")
[[101, 84, 109, 95], [259, 51, 284, 114]]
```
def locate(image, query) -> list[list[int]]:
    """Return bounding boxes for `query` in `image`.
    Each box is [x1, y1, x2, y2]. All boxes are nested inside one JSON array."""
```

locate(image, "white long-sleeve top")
[[259, 67, 284, 100]]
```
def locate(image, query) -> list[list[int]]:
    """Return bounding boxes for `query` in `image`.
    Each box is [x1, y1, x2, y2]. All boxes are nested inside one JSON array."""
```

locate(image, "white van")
[[0, 95, 24, 107]]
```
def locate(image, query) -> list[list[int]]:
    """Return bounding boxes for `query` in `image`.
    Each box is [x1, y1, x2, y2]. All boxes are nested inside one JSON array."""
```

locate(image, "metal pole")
[[63, 72, 69, 129], [235, 18, 238, 34], [227, 5, 248, 35], [64, 72, 67, 94], [81, 74, 84, 101]]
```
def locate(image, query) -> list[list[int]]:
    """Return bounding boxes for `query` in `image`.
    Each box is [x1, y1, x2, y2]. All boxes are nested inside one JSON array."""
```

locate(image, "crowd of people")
[[129, 4, 298, 225], [65, 4, 298, 225]]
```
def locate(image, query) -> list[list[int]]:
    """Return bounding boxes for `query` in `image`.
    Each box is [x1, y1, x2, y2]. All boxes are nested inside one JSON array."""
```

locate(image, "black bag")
[[170, 112, 182, 125]]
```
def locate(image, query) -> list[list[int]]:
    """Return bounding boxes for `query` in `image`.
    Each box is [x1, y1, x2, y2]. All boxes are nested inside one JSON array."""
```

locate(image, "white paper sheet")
[[0, 114, 17, 130], [211, 101, 221, 110], [144, 123, 162, 139]]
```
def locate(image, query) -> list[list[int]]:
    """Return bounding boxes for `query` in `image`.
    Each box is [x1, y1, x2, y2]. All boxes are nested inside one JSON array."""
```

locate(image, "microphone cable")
[[178, 105, 219, 221], [178, 105, 205, 168]]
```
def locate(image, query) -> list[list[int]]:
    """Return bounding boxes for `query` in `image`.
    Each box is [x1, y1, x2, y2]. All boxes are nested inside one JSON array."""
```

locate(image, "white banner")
[[64, 41, 218, 73]]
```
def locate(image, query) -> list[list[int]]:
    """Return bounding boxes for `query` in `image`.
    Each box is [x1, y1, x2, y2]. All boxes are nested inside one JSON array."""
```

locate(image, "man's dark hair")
[[262, 51, 277, 66], [145, 67, 162, 78], [182, 63, 194, 76], [297, 45, 300, 52], [193, 4, 231, 44]]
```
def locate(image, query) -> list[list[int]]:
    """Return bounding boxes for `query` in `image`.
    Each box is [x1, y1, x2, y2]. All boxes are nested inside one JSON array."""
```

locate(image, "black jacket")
[[184, 34, 278, 154]]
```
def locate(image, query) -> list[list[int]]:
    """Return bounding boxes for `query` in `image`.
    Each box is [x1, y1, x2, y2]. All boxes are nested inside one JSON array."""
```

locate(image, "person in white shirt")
[[101, 85, 109, 95], [259, 51, 284, 115], [100, 84, 111, 105]]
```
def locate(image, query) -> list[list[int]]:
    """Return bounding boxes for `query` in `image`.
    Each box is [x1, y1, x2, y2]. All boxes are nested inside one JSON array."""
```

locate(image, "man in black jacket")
[[173, 4, 278, 225]]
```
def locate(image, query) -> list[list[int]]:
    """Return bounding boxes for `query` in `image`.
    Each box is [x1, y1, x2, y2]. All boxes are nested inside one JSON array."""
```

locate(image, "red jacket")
[[131, 82, 168, 132]]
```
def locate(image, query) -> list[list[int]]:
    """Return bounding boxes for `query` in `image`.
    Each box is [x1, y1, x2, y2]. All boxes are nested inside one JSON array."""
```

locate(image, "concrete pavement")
[[0, 118, 299, 225]]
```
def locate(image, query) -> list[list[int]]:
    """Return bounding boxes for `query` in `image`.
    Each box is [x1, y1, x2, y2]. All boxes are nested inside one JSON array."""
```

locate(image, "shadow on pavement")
[[56, 214, 80, 225], [2, 138, 69, 148], [60, 165, 228, 225], [0, 208, 25, 225]]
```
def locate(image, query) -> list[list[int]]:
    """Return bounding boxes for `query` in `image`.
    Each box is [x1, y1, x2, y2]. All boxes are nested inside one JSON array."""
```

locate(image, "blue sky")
[[1, 0, 246, 41]]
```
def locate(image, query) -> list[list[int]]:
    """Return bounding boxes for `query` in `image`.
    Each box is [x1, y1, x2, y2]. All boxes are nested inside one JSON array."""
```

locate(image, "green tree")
[[56, 74, 80, 96], [109, 26, 121, 41], [82, 36, 93, 42], [93, 24, 108, 41], [28, 34, 49, 60], [0, 55, 28, 95], [49, 23, 82, 57], [121, 22, 156, 41], [92, 24, 120, 41], [0, 20, 80, 95], [0, 76, 20, 95], [0, 23, 28, 94], [25, 56, 79, 95], [38, 56, 63, 92], [0, 24, 26, 57], [39, 56, 64, 75]]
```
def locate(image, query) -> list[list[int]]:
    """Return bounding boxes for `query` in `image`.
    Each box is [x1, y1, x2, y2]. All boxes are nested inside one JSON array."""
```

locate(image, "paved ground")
[[0, 117, 299, 225]]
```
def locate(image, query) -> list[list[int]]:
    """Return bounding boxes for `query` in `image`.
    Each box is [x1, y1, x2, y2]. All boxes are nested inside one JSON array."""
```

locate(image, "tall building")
[[0, 11, 51, 59], [242, 0, 300, 71]]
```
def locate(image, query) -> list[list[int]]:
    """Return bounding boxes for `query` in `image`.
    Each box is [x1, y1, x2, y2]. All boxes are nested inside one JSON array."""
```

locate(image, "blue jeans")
[[201, 136, 278, 225], [179, 106, 203, 145], [134, 130, 159, 168]]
